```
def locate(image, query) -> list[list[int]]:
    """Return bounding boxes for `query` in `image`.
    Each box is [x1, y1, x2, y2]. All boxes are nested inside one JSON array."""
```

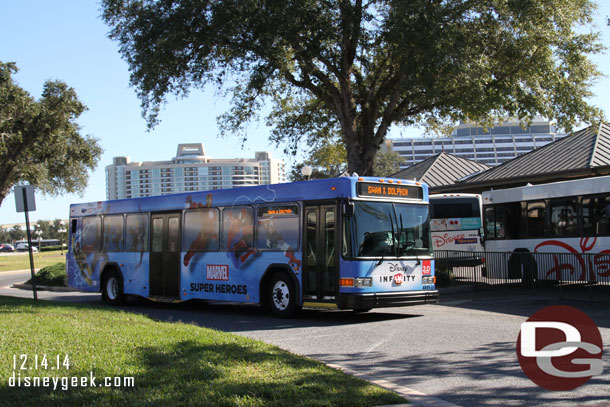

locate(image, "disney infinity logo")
[[387, 263, 411, 273]]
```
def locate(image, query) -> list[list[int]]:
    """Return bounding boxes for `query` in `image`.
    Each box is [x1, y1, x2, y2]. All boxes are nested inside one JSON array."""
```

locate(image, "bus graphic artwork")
[[67, 177, 438, 316], [224, 207, 257, 268], [535, 237, 610, 281]]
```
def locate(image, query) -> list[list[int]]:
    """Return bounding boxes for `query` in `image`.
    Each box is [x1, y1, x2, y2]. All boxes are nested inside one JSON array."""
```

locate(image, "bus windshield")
[[345, 201, 431, 258]]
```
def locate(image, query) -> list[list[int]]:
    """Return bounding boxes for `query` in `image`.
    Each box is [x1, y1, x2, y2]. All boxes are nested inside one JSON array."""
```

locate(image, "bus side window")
[[525, 201, 547, 238], [126, 214, 148, 252], [599, 196, 610, 235], [585, 195, 610, 236], [257, 205, 299, 250], [221, 206, 255, 264], [503, 202, 521, 239], [183, 208, 219, 252], [550, 199, 578, 237], [70, 218, 79, 251], [103, 215, 124, 252], [484, 207, 498, 239], [582, 197, 594, 236], [82, 216, 102, 253]]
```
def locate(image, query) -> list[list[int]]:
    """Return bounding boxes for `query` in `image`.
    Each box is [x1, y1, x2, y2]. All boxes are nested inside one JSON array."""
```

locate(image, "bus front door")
[[150, 212, 181, 299], [304, 205, 337, 301]]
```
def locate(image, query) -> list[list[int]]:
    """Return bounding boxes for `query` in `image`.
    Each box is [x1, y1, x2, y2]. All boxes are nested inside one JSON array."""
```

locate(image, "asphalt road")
[[1, 270, 609, 406]]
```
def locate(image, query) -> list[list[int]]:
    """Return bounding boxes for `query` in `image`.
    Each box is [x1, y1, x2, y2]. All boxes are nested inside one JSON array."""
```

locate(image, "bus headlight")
[[354, 277, 372, 287]]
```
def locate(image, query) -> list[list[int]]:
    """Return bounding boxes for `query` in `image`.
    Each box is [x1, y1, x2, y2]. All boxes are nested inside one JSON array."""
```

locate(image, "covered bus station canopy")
[[394, 123, 610, 194], [392, 152, 491, 189]]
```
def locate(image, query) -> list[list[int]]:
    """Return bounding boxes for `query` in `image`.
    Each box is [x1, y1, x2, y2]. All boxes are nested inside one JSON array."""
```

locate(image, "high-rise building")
[[105, 143, 286, 200], [389, 118, 567, 169]]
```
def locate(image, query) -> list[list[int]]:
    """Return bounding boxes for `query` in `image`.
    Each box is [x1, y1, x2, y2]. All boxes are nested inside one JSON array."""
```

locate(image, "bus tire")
[[508, 250, 538, 287], [102, 269, 125, 306], [352, 308, 372, 313], [268, 273, 299, 318]]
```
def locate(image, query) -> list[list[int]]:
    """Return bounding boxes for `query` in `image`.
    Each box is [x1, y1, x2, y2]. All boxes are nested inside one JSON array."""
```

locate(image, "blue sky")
[[1, 0, 610, 225]]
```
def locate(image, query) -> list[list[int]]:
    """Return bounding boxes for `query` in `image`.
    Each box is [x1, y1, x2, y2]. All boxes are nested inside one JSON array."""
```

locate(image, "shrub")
[[26, 262, 67, 286]]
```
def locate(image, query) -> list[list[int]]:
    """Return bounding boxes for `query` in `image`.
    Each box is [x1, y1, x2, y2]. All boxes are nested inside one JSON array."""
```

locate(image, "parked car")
[[15, 243, 38, 252], [0, 243, 15, 252]]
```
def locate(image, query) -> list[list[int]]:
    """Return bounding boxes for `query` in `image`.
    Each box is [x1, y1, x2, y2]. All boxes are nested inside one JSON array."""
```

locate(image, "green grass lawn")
[[0, 251, 66, 272], [0, 296, 406, 407]]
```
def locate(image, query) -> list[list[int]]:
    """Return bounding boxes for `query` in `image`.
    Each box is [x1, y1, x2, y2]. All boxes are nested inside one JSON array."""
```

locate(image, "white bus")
[[482, 175, 610, 282], [430, 194, 484, 253], [429, 194, 485, 268]]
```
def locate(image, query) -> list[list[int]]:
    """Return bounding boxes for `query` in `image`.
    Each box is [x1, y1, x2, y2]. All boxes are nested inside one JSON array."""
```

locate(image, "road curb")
[[326, 363, 463, 407], [11, 283, 78, 292]]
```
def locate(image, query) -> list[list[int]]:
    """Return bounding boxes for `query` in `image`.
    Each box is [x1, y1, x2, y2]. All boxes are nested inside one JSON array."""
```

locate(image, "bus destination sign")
[[357, 182, 422, 199]]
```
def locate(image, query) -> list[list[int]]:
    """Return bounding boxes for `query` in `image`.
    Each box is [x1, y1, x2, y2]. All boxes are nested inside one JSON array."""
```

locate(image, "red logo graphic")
[[206, 264, 229, 281], [421, 260, 432, 275], [432, 233, 466, 248], [535, 237, 610, 281], [393, 273, 404, 285], [517, 305, 603, 391]]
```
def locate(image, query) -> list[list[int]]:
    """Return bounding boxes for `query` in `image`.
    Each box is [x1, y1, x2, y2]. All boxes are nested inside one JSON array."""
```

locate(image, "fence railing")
[[434, 250, 610, 301]]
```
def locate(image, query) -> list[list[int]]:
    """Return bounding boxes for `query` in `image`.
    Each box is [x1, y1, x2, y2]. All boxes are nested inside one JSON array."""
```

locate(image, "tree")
[[372, 149, 405, 177], [8, 225, 25, 243], [289, 137, 404, 180], [0, 62, 102, 206], [289, 140, 347, 181], [102, 0, 604, 175], [0, 228, 10, 244]]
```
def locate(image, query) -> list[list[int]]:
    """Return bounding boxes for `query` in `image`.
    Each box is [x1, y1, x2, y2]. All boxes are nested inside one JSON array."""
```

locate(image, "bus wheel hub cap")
[[107, 278, 117, 300], [273, 282, 289, 309]]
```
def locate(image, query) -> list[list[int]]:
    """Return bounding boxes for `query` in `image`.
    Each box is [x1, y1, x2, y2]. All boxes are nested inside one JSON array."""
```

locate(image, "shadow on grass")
[[0, 296, 405, 407], [1, 341, 404, 407]]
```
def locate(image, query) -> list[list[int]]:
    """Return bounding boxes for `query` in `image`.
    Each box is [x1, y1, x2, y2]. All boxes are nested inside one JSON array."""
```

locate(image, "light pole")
[[301, 165, 313, 180], [35, 226, 42, 253], [58, 221, 67, 255]]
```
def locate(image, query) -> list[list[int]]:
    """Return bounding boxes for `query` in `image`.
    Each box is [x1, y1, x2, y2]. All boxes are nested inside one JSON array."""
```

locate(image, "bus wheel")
[[268, 274, 298, 318], [352, 308, 372, 313], [508, 250, 538, 288], [102, 270, 125, 306]]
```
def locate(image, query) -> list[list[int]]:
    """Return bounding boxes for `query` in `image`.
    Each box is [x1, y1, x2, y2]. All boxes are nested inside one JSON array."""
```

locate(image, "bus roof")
[[70, 176, 429, 217], [482, 175, 610, 205], [429, 193, 481, 200]]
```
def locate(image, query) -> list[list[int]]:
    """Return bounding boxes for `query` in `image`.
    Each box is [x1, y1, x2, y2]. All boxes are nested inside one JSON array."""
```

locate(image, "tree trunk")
[[344, 128, 378, 176], [0, 190, 7, 209]]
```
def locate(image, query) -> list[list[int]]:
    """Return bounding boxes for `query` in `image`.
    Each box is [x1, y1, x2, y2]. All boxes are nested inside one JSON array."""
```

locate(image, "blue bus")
[[67, 176, 438, 316]]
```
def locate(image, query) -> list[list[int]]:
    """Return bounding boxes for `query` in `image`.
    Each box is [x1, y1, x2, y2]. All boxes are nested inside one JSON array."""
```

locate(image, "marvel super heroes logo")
[[206, 264, 229, 281]]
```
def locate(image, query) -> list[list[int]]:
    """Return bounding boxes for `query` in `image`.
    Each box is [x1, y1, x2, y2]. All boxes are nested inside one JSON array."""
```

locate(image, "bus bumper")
[[338, 290, 439, 309]]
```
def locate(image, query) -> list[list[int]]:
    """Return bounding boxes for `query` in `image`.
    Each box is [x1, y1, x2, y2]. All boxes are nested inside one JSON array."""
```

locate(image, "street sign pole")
[[15, 186, 37, 300]]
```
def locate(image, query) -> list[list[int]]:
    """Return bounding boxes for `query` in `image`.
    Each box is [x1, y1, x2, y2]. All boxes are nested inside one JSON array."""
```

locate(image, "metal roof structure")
[[392, 152, 490, 188], [435, 123, 610, 193]]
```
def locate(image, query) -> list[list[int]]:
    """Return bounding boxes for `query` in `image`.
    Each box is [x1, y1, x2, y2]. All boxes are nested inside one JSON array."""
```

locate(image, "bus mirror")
[[343, 202, 355, 218]]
